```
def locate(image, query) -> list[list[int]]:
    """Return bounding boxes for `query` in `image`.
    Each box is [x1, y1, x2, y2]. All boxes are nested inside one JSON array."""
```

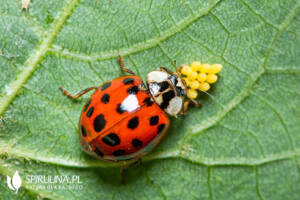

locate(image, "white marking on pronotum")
[[149, 83, 160, 96], [166, 96, 182, 116], [147, 71, 168, 82], [120, 95, 140, 112]]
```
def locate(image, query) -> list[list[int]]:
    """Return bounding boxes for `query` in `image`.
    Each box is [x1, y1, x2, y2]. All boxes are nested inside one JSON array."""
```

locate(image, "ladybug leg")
[[157, 67, 175, 75], [118, 53, 136, 75], [59, 86, 98, 99], [120, 165, 126, 184], [120, 158, 142, 183], [180, 100, 190, 115], [180, 99, 200, 115], [138, 84, 148, 92], [158, 60, 182, 77]]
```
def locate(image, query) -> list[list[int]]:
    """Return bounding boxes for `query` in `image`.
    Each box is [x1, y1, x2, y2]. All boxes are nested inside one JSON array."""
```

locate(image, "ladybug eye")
[[168, 74, 178, 85], [180, 89, 186, 96]]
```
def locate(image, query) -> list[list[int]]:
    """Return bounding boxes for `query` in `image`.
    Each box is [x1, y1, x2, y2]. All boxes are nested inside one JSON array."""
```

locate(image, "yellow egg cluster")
[[180, 61, 222, 99]]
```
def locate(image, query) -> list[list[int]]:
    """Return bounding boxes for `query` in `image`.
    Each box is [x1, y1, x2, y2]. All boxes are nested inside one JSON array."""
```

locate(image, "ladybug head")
[[146, 69, 187, 116], [168, 74, 187, 97]]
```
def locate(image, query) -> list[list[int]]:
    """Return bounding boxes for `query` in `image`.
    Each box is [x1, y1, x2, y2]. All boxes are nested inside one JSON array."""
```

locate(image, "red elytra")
[[78, 76, 169, 161]]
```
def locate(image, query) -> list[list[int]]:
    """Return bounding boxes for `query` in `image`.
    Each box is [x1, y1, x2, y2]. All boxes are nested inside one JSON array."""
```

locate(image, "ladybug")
[[59, 55, 198, 162]]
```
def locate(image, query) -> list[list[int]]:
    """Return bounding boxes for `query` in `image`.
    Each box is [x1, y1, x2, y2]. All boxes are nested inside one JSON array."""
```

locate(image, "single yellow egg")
[[186, 81, 191, 86], [209, 64, 222, 74], [188, 71, 198, 80], [190, 61, 201, 71], [180, 65, 192, 75], [189, 80, 200, 89], [183, 78, 190, 87], [197, 73, 207, 82], [199, 82, 210, 91], [206, 74, 218, 83], [187, 89, 198, 99], [199, 64, 211, 73]]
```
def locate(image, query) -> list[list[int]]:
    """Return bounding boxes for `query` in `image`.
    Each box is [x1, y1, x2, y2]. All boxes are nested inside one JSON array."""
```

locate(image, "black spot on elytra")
[[113, 149, 126, 156], [83, 98, 92, 111], [143, 97, 154, 106], [127, 86, 139, 94], [157, 124, 166, 134], [81, 125, 87, 137], [101, 93, 110, 104], [94, 114, 106, 132], [123, 78, 134, 85], [160, 90, 175, 109], [128, 116, 139, 129], [101, 82, 111, 91], [102, 133, 120, 146], [94, 148, 104, 157], [132, 139, 143, 148], [116, 104, 125, 114], [158, 81, 169, 92], [149, 115, 159, 126], [86, 106, 94, 117]]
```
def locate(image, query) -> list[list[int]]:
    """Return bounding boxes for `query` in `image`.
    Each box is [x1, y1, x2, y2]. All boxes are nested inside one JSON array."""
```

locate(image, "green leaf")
[[1, 0, 300, 199]]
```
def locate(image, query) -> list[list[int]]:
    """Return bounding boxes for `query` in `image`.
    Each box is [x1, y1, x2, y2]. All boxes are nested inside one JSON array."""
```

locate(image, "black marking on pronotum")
[[169, 74, 178, 87], [177, 87, 186, 96], [143, 97, 154, 106], [116, 104, 126, 114], [81, 125, 87, 137], [101, 93, 110, 104], [86, 106, 94, 117], [169, 74, 185, 96], [94, 114, 106, 132], [123, 78, 135, 85], [128, 116, 139, 129], [149, 116, 159, 126], [102, 133, 120, 146], [101, 82, 111, 91], [160, 90, 175, 109], [157, 124, 166, 134], [158, 81, 169, 92], [127, 86, 139, 94], [83, 98, 92, 111], [113, 149, 126, 156], [132, 139, 143, 148]]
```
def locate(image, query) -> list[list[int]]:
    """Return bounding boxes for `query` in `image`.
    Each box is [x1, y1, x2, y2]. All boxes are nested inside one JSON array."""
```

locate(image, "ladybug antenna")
[[172, 60, 188, 89], [173, 60, 182, 77], [173, 60, 178, 72]]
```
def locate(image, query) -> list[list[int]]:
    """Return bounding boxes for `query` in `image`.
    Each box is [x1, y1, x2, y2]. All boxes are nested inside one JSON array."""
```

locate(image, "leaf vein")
[[255, 166, 265, 200], [48, 0, 222, 62], [0, 0, 80, 116], [207, 167, 213, 200]]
